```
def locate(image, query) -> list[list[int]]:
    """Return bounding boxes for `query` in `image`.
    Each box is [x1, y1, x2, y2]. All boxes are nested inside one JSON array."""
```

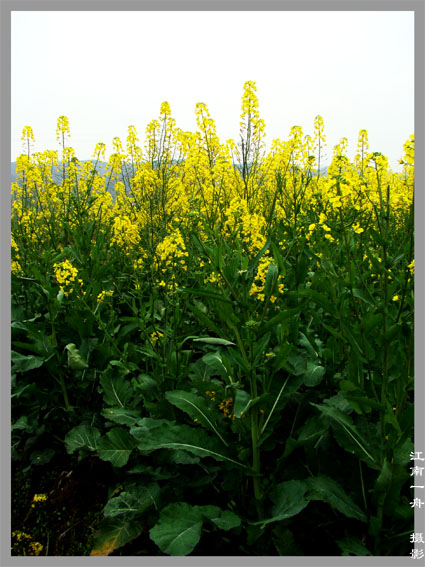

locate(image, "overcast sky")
[[11, 10, 414, 171]]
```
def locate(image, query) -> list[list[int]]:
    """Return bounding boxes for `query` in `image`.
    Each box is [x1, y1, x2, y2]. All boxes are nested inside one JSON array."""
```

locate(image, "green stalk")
[[46, 300, 70, 410]]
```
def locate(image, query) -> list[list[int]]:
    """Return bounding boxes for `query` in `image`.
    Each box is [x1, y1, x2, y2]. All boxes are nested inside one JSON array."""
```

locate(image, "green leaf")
[[165, 390, 227, 446], [30, 448, 55, 465], [233, 389, 251, 418], [270, 241, 286, 277], [65, 343, 89, 370], [253, 480, 309, 527], [132, 374, 160, 402], [372, 458, 393, 494], [149, 502, 203, 555], [99, 367, 133, 408], [193, 337, 235, 346], [98, 428, 137, 467], [304, 361, 325, 386], [104, 483, 160, 518], [11, 351, 45, 372], [202, 352, 228, 377], [312, 402, 378, 467], [306, 475, 367, 523], [252, 332, 271, 368], [299, 332, 319, 358], [352, 288, 375, 306], [90, 517, 142, 556], [336, 535, 372, 556], [101, 408, 141, 427], [202, 508, 241, 531], [264, 262, 279, 297], [65, 424, 101, 454], [130, 419, 247, 469]]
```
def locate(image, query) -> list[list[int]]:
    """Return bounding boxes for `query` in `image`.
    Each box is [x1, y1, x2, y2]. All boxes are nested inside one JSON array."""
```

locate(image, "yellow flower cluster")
[[97, 290, 114, 303], [250, 257, 284, 302], [223, 196, 267, 254], [11, 235, 23, 275], [11, 83, 414, 305], [218, 396, 236, 420], [31, 493, 48, 508], [11, 531, 44, 556], [205, 391, 236, 420], [150, 330, 164, 343], [110, 215, 141, 253], [155, 230, 188, 268], [53, 259, 78, 296]]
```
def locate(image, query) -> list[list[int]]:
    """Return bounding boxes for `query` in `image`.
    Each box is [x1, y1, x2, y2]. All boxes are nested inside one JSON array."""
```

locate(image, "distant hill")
[[11, 161, 328, 184], [10, 160, 109, 184]]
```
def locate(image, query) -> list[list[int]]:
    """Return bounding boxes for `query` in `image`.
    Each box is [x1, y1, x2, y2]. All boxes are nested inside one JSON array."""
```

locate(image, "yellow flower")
[[392, 295, 399, 302], [97, 290, 114, 303], [150, 330, 164, 343], [353, 223, 364, 234], [111, 215, 141, 253], [53, 259, 78, 295], [11, 260, 23, 276], [32, 493, 47, 503]]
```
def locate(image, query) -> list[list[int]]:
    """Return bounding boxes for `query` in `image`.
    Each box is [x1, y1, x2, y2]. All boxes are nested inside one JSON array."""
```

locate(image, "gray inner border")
[[1, 1, 423, 566]]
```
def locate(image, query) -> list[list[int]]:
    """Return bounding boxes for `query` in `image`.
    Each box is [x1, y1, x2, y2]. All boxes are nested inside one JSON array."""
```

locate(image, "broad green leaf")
[[170, 450, 201, 464], [284, 351, 307, 376], [336, 535, 372, 556], [11, 351, 44, 372], [130, 419, 247, 469], [165, 390, 227, 446], [65, 424, 101, 454], [90, 516, 142, 556], [149, 502, 203, 555], [304, 361, 325, 386], [299, 332, 319, 358], [253, 480, 309, 527], [193, 337, 235, 346], [11, 415, 32, 432], [197, 506, 241, 531], [306, 475, 367, 523], [312, 402, 378, 468], [102, 408, 141, 427], [132, 374, 160, 401], [98, 428, 137, 467], [99, 367, 133, 408], [104, 483, 160, 518], [202, 352, 228, 377], [65, 343, 89, 370], [30, 448, 55, 465]]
